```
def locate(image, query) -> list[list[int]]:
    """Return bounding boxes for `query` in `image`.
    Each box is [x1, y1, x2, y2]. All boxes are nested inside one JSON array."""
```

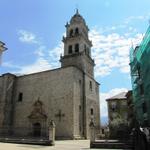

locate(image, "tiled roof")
[[106, 92, 127, 101]]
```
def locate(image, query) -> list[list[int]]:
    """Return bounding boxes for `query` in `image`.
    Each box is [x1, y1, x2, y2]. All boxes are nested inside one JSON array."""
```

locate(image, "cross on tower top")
[[76, 8, 79, 15], [75, 3, 79, 14]]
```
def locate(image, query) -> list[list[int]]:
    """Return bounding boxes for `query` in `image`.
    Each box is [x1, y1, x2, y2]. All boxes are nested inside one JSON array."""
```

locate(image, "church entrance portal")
[[33, 123, 41, 137]]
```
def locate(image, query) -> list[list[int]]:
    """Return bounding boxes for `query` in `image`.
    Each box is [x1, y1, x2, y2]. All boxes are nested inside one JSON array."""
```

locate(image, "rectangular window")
[[140, 83, 144, 95], [75, 28, 79, 35], [68, 45, 72, 54], [79, 80, 81, 85], [142, 102, 147, 114], [102, 129, 104, 134], [91, 108, 94, 115], [18, 92, 23, 102], [79, 105, 81, 111], [69, 29, 73, 37], [111, 102, 117, 112], [75, 43, 79, 52], [89, 81, 92, 91]]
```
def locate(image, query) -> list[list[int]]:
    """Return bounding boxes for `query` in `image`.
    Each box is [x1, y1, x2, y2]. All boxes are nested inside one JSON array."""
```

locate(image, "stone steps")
[[90, 140, 133, 149], [0, 137, 52, 146]]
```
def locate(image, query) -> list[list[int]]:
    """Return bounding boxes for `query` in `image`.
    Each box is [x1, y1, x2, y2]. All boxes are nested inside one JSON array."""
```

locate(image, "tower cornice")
[[62, 34, 92, 47]]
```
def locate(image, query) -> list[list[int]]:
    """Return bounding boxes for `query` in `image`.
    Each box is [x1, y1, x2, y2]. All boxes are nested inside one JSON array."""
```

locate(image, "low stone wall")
[[0, 120, 56, 146], [0, 127, 48, 138]]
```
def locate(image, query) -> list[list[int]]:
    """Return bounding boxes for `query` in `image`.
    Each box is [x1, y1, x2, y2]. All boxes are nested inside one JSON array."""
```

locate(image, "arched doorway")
[[33, 122, 41, 137], [28, 100, 47, 137]]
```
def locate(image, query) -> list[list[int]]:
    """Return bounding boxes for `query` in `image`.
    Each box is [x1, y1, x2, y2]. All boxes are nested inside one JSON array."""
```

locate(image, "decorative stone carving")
[[28, 99, 47, 122]]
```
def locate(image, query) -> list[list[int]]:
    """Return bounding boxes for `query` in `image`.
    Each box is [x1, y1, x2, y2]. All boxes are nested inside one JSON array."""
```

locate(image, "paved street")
[[0, 140, 124, 150]]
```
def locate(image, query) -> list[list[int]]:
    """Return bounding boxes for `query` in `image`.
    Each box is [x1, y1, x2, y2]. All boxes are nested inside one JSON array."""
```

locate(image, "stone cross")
[[55, 109, 65, 121]]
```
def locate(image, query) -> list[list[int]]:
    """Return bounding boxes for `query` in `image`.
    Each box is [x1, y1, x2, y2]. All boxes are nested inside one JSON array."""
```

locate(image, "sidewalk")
[[0, 140, 125, 150]]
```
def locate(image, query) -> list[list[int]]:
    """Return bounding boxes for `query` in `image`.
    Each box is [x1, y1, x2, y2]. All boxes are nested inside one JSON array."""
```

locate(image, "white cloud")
[[11, 28, 143, 76], [10, 30, 63, 75], [12, 43, 62, 75], [100, 88, 128, 119], [48, 42, 63, 68], [124, 14, 150, 24], [5, 50, 54, 75], [95, 13, 150, 35], [2, 59, 51, 76], [2, 61, 20, 69], [7, 12, 147, 76], [14, 57, 51, 75], [18, 30, 39, 44], [34, 46, 46, 57], [89, 29, 143, 77]]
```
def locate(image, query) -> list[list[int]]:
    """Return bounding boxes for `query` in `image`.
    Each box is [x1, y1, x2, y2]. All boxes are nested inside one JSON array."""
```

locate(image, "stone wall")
[[0, 73, 16, 132], [0, 76, 3, 127], [61, 52, 94, 77], [84, 75, 100, 138], [72, 68, 84, 138], [12, 67, 76, 138], [0, 66, 100, 139]]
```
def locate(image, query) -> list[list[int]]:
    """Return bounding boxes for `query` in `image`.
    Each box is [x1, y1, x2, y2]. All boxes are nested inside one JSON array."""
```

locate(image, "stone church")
[[0, 10, 100, 139]]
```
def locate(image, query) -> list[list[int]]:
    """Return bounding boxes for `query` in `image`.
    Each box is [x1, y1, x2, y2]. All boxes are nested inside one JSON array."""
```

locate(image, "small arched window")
[[75, 28, 79, 35], [75, 43, 79, 52], [68, 45, 72, 54], [69, 29, 73, 37]]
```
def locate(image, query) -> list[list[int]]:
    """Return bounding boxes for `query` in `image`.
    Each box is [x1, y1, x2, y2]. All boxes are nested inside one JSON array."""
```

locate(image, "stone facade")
[[106, 92, 128, 125], [106, 92, 129, 139], [0, 10, 100, 139]]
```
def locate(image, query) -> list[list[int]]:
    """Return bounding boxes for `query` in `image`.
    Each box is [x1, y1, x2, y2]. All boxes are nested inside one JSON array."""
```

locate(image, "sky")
[[0, 0, 150, 125]]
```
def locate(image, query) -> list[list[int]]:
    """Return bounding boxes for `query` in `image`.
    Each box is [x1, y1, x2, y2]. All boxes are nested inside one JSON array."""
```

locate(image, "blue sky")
[[0, 0, 150, 124]]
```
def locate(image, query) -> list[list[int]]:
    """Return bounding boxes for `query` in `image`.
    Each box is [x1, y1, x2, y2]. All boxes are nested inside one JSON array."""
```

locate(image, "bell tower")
[[60, 10, 95, 77]]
